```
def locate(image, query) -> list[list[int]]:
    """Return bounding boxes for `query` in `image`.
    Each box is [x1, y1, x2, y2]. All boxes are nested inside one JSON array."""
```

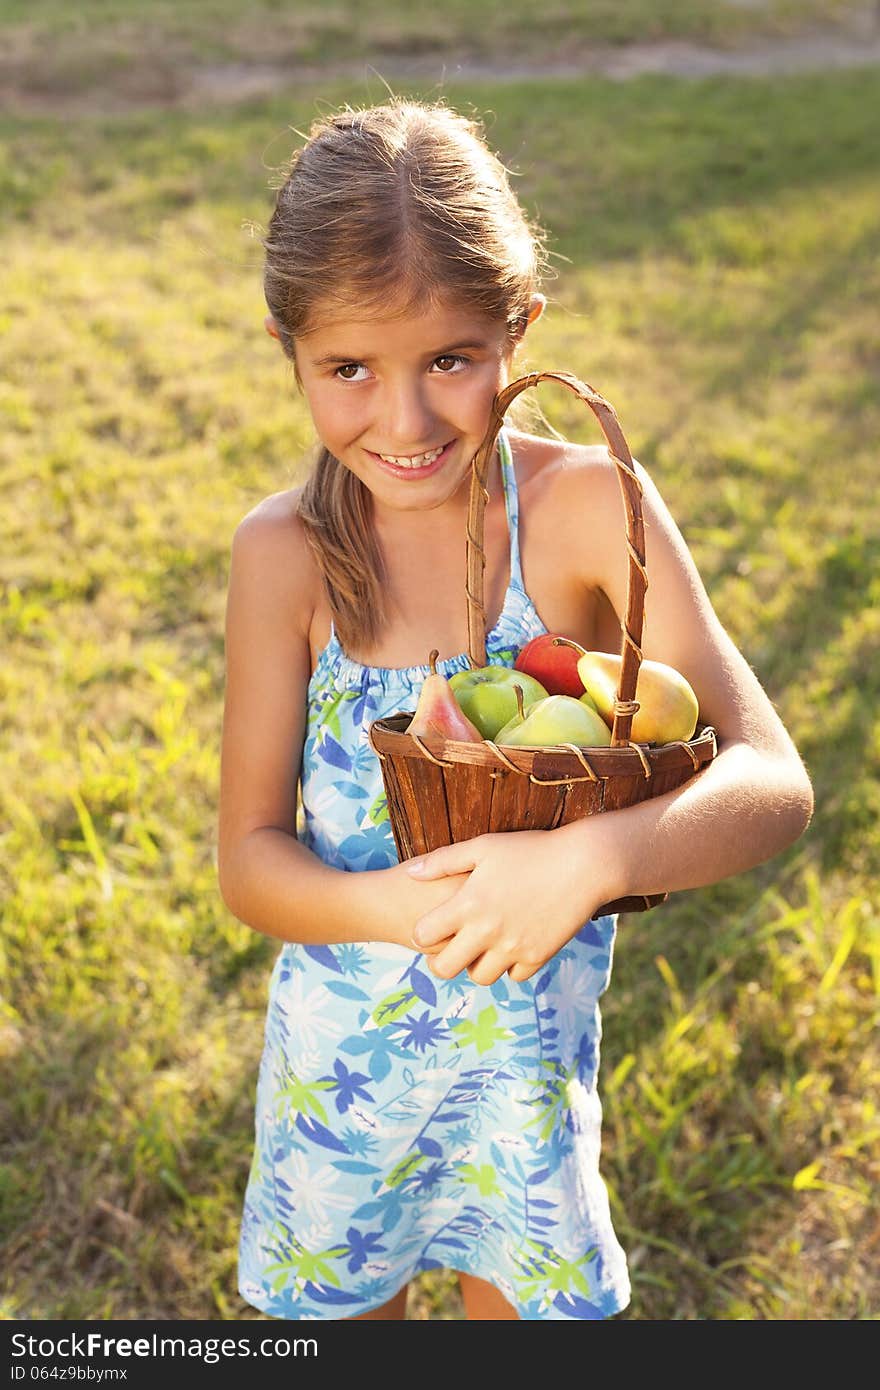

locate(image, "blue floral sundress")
[[238, 429, 631, 1320]]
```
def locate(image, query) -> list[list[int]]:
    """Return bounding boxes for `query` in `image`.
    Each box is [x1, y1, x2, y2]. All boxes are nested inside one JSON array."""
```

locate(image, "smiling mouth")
[[371, 440, 454, 469]]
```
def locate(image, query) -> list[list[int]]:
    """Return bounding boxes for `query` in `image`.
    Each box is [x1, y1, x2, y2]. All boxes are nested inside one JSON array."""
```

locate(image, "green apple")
[[449, 666, 549, 739], [495, 693, 613, 748]]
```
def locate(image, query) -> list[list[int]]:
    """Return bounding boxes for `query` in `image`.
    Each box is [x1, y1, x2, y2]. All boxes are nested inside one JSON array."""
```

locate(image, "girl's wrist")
[[377, 860, 471, 950], [342, 863, 410, 948], [549, 816, 626, 923], [354, 862, 438, 949]]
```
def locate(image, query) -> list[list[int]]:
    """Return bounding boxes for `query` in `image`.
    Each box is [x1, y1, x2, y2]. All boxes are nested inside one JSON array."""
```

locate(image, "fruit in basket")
[[514, 633, 595, 700], [407, 650, 483, 742], [448, 665, 549, 739], [573, 648, 699, 744], [495, 687, 613, 748]]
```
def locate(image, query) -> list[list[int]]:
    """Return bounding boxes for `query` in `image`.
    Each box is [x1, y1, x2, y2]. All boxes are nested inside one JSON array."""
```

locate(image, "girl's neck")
[[345, 442, 509, 668]]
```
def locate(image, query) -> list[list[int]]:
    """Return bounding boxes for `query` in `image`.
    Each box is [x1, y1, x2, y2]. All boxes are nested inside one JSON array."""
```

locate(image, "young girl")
[[218, 98, 813, 1322]]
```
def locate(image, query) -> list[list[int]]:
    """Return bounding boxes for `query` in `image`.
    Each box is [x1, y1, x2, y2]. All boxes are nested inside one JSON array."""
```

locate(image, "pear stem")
[[428, 649, 439, 675], [513, 683, 525, 719], [552, 636, 588, 656]]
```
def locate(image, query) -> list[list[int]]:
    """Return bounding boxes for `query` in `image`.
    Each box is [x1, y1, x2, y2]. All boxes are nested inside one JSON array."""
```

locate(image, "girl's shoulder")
[[230, 486, 320, 640], [238, 485, 305, 532], [509, 427, 619, 491], [508, 429, 630, 562]]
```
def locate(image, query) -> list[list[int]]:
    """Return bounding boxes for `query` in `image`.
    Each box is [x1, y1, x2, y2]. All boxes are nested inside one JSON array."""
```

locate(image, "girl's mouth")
[[368, 439, 456, 480]]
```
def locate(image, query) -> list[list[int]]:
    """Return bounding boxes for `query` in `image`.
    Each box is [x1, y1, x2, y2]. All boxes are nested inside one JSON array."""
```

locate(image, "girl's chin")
[[385, 466, 477, 513]]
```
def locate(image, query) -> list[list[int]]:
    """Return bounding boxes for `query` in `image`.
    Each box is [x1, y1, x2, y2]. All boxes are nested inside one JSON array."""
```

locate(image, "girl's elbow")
[[782, 758, 814, 845], [217, 845, 246, 920], [742, 742, 814, 854], [217, 865, 239, 919], [796, 766, 815, 836]]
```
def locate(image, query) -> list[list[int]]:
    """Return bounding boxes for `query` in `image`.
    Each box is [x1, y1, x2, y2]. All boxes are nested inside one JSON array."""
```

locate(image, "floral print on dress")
[[238, 430, 631, 1320]]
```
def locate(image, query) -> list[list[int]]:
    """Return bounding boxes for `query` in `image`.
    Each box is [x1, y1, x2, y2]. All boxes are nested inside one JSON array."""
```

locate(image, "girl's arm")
[[408, 454, 814, 983], [563, 453, 814, 895], [217, 501, 468, 948]]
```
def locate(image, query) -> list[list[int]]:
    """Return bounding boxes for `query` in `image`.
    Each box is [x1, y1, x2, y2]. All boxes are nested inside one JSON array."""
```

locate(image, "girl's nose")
[[381, 381, 435, 448]]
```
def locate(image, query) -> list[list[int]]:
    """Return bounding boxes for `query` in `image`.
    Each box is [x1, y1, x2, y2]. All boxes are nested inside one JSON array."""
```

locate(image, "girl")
[[218, 98, 813, 1321]]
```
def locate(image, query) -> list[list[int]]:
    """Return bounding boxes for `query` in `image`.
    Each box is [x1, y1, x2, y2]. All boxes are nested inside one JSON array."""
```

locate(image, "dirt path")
[[184, 28, 880, 108], [5, 17, 880, 117]]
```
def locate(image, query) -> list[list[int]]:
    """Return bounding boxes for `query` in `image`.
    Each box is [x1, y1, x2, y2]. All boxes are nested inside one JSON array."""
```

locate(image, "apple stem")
[[428, 649, 439, 675], [552, 636, 587, 656], [513, 683, 525, 719]]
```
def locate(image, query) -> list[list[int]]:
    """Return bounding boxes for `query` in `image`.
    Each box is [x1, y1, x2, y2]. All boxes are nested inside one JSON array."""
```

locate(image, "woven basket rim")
[[369, 713, 716, 783]]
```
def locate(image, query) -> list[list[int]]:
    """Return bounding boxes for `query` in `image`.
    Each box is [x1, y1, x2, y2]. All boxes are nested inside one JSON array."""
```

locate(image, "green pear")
[[495, 692, 612, 748], [493, 699, 542, 742]]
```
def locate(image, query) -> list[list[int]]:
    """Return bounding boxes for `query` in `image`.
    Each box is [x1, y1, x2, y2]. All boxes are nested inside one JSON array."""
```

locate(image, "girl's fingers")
[[411, 912, 456, 949], [411, 926, 453, 956], [412, 899, 472, 949], [508, 960, 540, 982], [466, 951, 509, 987], [426, 934, 487, 982], [425, 938, 543, 985], [406, 841, 482, 881]]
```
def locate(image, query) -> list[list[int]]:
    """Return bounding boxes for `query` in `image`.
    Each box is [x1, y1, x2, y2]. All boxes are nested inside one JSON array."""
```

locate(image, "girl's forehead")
[[299, 298, 507, 351]]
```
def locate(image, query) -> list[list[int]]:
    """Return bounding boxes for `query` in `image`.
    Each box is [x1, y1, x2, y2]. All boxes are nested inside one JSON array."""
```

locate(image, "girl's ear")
[[526, 293, 546, 327], [511, 294, 546, 349], [264, 314, 281, 341]]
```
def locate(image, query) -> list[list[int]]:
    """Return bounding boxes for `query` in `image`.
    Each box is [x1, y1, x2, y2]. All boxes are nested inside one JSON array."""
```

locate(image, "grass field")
[[1, 3, 878, 1321], [1, 0, 864, 72]]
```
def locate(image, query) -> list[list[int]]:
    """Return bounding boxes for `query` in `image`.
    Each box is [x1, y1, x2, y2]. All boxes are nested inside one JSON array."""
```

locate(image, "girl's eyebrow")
[[310, 340, 491, 367]]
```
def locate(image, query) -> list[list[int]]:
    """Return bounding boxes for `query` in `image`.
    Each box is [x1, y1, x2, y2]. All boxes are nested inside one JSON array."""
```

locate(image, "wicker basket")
[[368, 370, 717, 917]]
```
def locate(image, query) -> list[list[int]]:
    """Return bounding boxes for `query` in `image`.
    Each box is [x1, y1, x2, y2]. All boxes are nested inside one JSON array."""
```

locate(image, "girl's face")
[[292, 298, 520, 516]]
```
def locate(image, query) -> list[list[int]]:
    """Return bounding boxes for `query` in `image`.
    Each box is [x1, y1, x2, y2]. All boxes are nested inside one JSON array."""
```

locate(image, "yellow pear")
[[575, 650, 699, 744]]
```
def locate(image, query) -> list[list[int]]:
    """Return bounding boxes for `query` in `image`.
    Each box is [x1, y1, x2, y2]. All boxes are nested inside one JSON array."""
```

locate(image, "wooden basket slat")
[[393, 755, 450, 856], [557, 778, 606, 821], [379, 754, 419, 861], [486, 769, 563, 835], [601, 760, 698, 813], [442, 762, 497, 848], [600, 770, 659, 814], [601, 892, 669, 914]]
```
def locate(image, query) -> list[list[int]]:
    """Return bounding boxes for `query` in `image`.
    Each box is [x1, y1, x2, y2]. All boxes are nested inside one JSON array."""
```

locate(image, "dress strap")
[[498, 428, 525, 591]]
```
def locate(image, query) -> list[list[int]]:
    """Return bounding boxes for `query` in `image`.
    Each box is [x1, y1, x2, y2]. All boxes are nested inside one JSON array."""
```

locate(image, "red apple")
[[514, 633, 590, 700]]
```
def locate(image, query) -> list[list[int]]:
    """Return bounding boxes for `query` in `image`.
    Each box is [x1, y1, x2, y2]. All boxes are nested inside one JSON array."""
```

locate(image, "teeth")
[[378, 444, 446, 468]]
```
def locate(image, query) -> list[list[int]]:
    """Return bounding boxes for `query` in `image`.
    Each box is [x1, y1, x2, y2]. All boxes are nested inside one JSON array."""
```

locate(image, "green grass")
[[0, 2, 868, 117], [1, 0, 863, 64], [1, 37, 878, 1322]]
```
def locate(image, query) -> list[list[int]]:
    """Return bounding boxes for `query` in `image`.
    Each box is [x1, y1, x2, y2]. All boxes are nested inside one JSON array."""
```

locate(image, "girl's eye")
[[333, 355, 468, 381]]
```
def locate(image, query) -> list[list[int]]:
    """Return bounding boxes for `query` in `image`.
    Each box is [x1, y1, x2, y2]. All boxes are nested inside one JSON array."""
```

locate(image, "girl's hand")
[[406, 830, 602, 986]]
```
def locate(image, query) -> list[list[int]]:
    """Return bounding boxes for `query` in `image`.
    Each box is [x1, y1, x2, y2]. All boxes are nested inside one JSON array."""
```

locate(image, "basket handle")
[[466, 370, 647, 748]]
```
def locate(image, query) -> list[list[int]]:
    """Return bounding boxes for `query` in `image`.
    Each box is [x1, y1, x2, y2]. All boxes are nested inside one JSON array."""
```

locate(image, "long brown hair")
[[262, 98, 549, 652]]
